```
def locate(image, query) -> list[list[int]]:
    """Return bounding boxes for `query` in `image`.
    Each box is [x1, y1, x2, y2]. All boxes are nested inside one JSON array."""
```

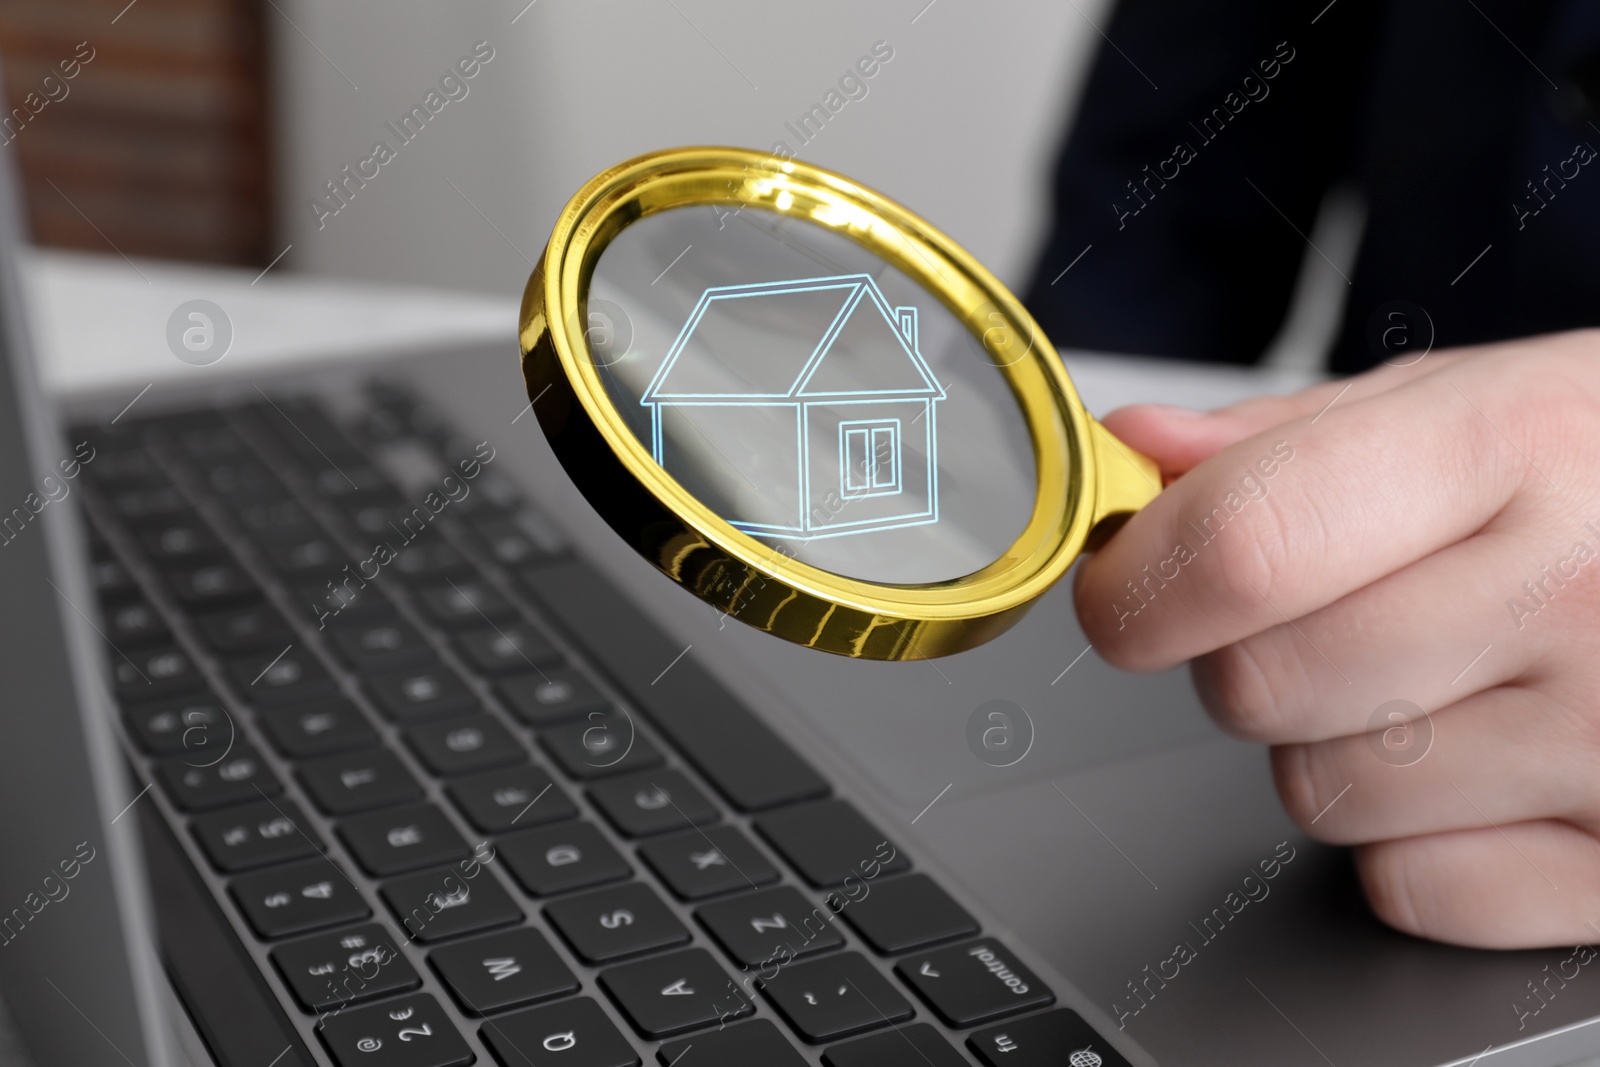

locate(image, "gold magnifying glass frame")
[[519, 147, 1159, 660]]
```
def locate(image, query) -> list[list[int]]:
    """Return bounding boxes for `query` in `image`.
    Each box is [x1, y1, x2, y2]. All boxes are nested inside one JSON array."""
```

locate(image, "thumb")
[[1102, 393, 1329, 479], [1098, 404, 1253, 481], [1101, 357, 1454, 480]]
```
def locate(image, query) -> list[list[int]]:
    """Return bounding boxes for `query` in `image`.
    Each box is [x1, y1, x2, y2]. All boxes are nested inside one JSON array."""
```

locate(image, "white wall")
[[272, 0, 1107, 297]]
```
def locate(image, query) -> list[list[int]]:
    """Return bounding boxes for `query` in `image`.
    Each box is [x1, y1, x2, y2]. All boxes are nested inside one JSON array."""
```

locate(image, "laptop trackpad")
[[730, 568, 1224, 809]]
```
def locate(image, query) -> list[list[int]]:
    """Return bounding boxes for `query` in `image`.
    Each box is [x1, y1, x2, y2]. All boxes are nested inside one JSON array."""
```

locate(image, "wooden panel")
[[0, 0, 272, 265]]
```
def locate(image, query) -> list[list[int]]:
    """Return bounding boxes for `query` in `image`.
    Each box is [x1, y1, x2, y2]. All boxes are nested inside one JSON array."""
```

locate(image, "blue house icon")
[[640, 273, 945, 539]]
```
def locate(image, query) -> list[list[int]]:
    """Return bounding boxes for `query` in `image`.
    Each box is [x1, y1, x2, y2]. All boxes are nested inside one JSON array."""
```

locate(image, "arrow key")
[[599, 947, 752, 1038]]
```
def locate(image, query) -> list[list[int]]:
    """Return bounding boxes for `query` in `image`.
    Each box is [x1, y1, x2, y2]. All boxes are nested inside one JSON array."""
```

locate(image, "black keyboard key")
[[497, 669, 607, 727], [113, 483, 188, 523], [123, 698, 228, 756], [321, 993, 473, 1067], [301, 749, 423, 814], [403, 714, 524, 777], [755, 800, 908, 888], [139, 517, 224, 562], [166, 560, 259, 609], [230, 859, 370, 939], [299, 579, 391, 625], [759, 952, 913, 1044], [226, 647, 339, 707], [103, 597, 170, 647], [204, 458, 283, 499], [639, 826, 778, 902], [481, 997, 639, 1067], [233, 498, 315, 539], [156, 742, 280, 811], [366, 665, 478, 721], [588, 770, 719, 838], [545, 882, 689, 964], [339, 802, 471, 876], [328, 619, 435, 673], [696, 886, 845, 967], [658, 1020, 806, 1067], [261, 698, 378, 759], [418, 579, 518, 627], [381, 865, 522, 943], [195, 602, 295, 654], [391, 541, 473, 582], [86, 446, 162, 486], [968, 1010, 1131, 1067], [181, 414, 257, 454], [447, 765, 576, 834], [275, 922, 421, 1012], [113, 645, 206, 703], [342, 500, 422, 538], [431, 928, 578, 1015], [499, 822, 630, 897], [827, 874, 978, 955], [539, 716, 662, 781], [192, 799, 322, 872], [895, 939, 1054, 1027], [469, 515, 561, 568], [310, 465, 391, 499], [453, 624, 560, 676], [310, 596, 397, 633], [91, 556, 139, 601], [263, 402, 365, 466], [172, 419, 246, 458], [824, 1023, 968, 1067], [262, 533, 343, 576], [600, 947, 752, 1039]]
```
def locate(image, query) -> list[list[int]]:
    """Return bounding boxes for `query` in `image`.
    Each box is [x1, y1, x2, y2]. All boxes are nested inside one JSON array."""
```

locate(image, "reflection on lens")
[[587, 205, 1037, 585]]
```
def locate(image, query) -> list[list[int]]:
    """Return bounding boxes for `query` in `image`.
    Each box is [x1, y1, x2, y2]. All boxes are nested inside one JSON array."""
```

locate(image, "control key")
[[895, 938, 1054, 1027]]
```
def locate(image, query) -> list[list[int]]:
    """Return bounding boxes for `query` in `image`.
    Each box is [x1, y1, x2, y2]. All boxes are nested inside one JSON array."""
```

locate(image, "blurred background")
[[0, 0, 1107, 295]]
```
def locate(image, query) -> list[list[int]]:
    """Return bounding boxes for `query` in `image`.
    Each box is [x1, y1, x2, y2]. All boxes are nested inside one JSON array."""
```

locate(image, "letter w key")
[[482, 956, 522, 981]]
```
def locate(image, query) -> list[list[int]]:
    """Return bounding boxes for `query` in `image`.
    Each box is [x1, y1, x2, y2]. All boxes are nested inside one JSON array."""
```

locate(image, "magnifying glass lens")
[[587, 204, 1038, 584]]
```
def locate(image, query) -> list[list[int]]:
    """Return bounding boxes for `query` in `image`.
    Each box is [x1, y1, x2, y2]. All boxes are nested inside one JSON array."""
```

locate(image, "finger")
[[1269, 685, 1589, 845], [1191, 527, 1545, 744], [1076, 364, 1527, 671], [1356, 820, 1600, 948], [1099, 354, 1462, 479]]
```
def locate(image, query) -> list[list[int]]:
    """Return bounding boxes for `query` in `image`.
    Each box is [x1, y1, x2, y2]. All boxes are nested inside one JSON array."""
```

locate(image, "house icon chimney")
[[895, 306, 918, 353]]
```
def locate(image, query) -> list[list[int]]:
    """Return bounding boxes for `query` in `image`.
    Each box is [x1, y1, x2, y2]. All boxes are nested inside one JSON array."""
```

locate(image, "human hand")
[[1075, 330, 1600, 949]]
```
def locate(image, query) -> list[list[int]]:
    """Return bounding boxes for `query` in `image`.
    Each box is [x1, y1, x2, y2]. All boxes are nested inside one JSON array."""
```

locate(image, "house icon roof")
[[640, 273, 946, 403]]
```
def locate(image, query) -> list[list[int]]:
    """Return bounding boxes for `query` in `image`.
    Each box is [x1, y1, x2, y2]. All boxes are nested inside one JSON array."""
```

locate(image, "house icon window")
[[640, 273, 945, 539], [840, 419, 902, 498]]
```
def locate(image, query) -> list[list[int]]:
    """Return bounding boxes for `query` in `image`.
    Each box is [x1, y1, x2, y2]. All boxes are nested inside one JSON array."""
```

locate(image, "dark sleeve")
[[1021, 0, 1380, 365]]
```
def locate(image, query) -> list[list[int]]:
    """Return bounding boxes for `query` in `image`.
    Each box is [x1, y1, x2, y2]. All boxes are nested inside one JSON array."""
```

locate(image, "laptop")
[[1, 115, 1597, 1067]]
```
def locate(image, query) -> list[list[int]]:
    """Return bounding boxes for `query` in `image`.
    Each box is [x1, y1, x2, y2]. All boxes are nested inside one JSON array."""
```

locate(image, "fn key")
[[969, 1010, 1131, 1067]]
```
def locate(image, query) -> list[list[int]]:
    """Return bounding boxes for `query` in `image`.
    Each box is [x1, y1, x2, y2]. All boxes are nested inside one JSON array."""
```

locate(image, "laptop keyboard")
[[71, 382, 1123, 1067]]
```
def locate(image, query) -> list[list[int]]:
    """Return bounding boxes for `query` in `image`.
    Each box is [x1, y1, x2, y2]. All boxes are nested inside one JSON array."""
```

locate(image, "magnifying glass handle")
[[1085, 419, 1162, 550]]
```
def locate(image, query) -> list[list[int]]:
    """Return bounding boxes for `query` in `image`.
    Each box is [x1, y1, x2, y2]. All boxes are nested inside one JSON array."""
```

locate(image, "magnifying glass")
[[518, 147, 1160, 660]]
